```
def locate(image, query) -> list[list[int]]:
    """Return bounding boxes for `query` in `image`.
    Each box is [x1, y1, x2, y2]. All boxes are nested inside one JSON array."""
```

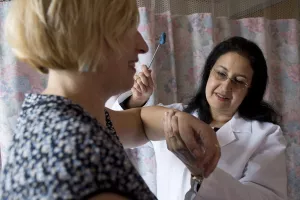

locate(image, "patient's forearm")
[[107, 105, 175, 148], [141, 106, 177, 141]]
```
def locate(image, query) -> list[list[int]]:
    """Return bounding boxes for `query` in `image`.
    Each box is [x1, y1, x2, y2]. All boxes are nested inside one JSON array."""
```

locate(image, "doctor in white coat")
[[112, 36, 287, 200]]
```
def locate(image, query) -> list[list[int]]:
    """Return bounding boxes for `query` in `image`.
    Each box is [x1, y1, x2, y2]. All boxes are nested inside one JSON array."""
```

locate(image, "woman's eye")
[[234, 79, 246, 85], [217, 71, 227, 78]]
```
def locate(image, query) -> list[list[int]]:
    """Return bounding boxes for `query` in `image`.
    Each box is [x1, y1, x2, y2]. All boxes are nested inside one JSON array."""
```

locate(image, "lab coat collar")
[[216, 113, 252, 147]]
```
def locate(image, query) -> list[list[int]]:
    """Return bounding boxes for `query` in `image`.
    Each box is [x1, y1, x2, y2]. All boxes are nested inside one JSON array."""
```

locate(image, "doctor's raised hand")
[[127, 65, 154, 108]]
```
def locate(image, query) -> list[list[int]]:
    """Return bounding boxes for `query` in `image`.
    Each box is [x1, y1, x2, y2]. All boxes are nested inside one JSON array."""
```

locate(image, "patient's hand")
[[163, 110, 221, 178]]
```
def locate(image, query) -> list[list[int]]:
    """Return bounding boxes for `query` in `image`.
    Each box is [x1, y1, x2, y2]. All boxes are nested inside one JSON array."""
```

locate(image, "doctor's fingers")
[[141, 64, 152, 78], [203, 145, 221, 177], [133, 80, 143, 93], [164, 113, 196, 164], [199, 128, 220, 170]]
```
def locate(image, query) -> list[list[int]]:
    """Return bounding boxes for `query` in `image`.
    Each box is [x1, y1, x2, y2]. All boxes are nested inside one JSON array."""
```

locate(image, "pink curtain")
[[1, 2, 299, 199]]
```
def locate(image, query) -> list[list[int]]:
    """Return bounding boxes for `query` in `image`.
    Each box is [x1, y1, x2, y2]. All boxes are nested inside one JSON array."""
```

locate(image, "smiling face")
[[103, 29, 148, 94], [205, 52, 253, 117]]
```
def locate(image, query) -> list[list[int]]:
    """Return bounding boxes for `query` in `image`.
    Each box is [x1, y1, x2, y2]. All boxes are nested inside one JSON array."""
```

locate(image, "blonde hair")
[[5, 0, 139, 73]]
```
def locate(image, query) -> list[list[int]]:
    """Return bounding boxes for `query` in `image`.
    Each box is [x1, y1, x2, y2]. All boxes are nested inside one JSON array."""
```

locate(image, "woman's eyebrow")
[[216, 65, 248, 79]]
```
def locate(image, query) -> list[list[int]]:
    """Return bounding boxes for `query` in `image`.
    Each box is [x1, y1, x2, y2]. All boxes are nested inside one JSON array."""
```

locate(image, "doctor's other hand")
[[163, 110, 221, 178], [129, 65, 154, 108]]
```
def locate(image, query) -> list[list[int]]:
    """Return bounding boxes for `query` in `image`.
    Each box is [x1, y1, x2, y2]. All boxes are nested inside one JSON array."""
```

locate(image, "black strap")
[[119, 95, 132, 110]]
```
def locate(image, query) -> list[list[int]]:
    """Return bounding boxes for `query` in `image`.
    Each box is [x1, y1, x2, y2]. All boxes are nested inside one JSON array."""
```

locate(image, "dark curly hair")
[[184, 36, 279, 125]]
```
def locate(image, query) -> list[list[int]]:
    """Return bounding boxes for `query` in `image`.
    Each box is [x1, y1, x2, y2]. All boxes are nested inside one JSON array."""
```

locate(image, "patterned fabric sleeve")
[[78, 128, 156, 200]]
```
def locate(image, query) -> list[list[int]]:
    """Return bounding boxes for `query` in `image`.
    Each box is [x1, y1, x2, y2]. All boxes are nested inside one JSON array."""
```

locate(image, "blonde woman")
[[0, 1, 221, 200]]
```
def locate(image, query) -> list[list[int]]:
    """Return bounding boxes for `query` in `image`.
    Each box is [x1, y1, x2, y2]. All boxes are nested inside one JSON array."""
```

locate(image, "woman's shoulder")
[[18, 93, 104, 135], [251, 119, 283, 136], [233, 114, 283, 136], [19, 93, 124, 153]]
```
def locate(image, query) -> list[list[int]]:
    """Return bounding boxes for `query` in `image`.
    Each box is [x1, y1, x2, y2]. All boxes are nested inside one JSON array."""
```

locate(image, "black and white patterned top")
[[0, 94, 157, 200]]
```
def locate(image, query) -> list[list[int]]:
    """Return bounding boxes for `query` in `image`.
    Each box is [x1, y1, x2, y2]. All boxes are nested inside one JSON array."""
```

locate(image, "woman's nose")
[[221, 78, 233, 91], [136, 31, 149, 54]]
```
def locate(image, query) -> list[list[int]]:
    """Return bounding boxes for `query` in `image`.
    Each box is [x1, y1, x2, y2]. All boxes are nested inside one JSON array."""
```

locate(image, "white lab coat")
[[111, 91, 288, 200]]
